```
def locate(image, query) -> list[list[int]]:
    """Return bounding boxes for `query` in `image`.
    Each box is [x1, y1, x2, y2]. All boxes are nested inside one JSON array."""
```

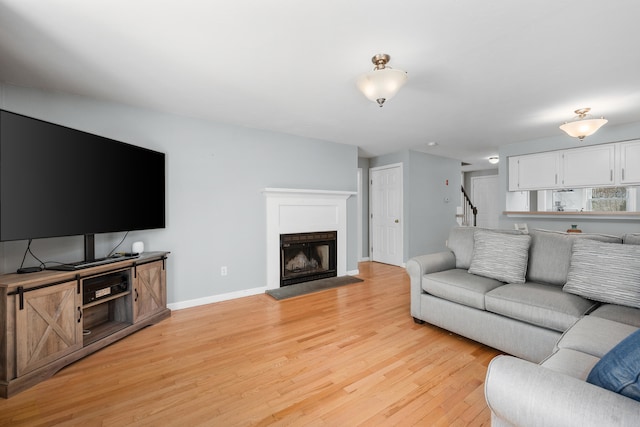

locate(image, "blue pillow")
[[587, 329, 640, 401]]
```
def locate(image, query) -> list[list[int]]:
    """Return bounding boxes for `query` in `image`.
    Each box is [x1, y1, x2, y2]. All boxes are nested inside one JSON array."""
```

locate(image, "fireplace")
[[280, 231, 337, 286], [264, 188, 355, 289]]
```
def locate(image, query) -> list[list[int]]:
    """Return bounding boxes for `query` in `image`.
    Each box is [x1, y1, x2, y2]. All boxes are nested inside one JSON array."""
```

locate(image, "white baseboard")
[[168, 286, 268, 311], [358, 257, 370, 262], [347, 269, 360, 276]]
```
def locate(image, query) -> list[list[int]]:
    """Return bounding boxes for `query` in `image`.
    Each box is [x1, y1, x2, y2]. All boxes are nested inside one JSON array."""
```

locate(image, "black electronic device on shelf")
[[82, 271, 130, 305]]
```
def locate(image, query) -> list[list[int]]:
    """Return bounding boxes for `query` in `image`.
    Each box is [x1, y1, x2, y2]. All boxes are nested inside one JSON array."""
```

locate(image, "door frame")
[[357, 168, 363, 262], [369, 163, 404, 266]]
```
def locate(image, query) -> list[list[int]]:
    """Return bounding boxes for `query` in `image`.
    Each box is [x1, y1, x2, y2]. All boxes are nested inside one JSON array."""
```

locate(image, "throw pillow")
[[587, 329, 640, 402], [527, 229, 622, 286], [468, 229, 531, 283], [564, 239, 640, 309]]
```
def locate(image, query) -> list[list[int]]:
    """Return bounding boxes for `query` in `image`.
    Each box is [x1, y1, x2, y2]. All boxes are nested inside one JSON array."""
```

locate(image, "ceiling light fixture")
[[356, 54, 407, 107], [559, 108, 608, 141], [488, 156, 499, 164]]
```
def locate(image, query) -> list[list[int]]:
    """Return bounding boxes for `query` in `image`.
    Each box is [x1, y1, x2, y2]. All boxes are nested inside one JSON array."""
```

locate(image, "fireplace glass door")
[[280, 231, 337, 286]]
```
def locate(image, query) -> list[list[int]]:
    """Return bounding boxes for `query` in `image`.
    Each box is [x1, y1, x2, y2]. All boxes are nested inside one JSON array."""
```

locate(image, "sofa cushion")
[[590, 304, 640, 328], [556, 316, 638, 358], [468, 230, 531, 283], [447, 227, 478, 269], [527, 229, 622, 286], [564, 239, 640, 309], [587, 329, 640, 402], [485, 283, 597, 332], [624, 233, 640, 245], [542, 348, 600, 380], [422, 268, 504, 310]]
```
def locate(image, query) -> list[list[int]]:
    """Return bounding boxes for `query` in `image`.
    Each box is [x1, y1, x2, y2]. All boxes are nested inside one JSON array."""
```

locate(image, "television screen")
[[0, 109, 165, 242]]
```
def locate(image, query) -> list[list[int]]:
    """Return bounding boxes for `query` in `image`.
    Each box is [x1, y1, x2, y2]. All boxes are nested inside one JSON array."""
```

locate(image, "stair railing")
[[461, 185, 478, 226]]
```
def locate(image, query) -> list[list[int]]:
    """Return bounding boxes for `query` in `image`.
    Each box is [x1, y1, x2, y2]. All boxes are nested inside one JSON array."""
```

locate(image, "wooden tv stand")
[[0, 251, 171, 398]]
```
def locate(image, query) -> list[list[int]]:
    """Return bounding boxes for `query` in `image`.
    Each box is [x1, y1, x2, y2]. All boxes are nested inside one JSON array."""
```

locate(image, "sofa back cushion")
[[447, 226, 522, 269], [564, 239, 640, 309], [468, 229, 531, 283], [624, 233, 640, 245], [527, 229, 622, 286], [447, 227, 479, 269]]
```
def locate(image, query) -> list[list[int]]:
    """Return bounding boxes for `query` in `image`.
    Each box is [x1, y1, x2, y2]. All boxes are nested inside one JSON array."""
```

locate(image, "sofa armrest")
[[485, 355, 640, 427], [406, 251, 455, 319], [406, 251, 456, 277]]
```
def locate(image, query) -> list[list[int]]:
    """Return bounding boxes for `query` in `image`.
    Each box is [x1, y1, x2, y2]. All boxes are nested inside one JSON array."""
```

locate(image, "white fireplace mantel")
[[263, 188, 356, 198], [264, 188, 356, 289]]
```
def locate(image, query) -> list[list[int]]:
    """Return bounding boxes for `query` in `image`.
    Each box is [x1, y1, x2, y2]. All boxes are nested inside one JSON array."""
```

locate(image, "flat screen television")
[[0, 109, 165, 262]]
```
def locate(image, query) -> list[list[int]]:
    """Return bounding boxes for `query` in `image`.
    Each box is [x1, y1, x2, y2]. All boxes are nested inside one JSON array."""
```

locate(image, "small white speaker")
[[132, 241, 144, 254]]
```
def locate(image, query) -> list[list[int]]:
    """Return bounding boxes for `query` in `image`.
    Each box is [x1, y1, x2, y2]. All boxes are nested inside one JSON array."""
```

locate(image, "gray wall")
[[370, 150, 460, 261], [407, 151, 461, 257], [498, 122, 640, 235], [0, 84, 359, 305]]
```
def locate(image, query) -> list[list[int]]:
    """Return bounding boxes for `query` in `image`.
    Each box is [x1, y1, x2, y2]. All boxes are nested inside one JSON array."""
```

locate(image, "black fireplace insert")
[[280, 231, 337, 286]]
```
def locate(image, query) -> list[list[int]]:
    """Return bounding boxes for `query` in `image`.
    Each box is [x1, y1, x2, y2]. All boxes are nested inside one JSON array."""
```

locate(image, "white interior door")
[[471, 175, 499, 228], [370, 164, 403, 266]]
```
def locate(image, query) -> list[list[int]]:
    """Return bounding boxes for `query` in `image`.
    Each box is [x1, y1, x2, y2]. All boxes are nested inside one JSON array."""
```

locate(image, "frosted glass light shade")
[[559, 118, 608, 140], [356, 68, 407, 107]]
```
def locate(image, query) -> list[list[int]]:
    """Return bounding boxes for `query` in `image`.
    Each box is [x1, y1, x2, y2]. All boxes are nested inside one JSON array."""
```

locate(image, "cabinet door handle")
[[135, 288, 139, 302], [622, 168, 625, 181], [611, 169, 613, 182], [77, 307, 82, 323], [555, 174, 557, 185], [18, 286, 24, 310]]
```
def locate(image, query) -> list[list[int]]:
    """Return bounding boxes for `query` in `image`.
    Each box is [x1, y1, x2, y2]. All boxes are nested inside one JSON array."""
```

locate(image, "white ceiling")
[[2, 1, 640, 170]]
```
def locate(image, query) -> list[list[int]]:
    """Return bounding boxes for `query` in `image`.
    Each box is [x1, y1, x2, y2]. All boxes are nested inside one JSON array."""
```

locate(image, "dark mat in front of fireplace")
[[266, 275, 364, 300]]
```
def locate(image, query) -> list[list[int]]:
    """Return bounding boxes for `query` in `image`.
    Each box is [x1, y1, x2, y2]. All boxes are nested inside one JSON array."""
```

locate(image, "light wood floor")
[[0, 262, 500, 426]]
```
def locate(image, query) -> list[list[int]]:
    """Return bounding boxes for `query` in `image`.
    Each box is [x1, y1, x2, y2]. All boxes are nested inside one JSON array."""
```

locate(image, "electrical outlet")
[[221, 266, 228, 276]]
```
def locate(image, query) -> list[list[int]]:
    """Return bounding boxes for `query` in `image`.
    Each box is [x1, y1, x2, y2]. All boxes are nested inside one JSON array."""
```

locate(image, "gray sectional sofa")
[[406, 227, 640, 426]]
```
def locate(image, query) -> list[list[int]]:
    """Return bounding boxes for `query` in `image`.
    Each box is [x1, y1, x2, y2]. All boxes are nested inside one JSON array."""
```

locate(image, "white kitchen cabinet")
[[508, 152, 561, 191], [620, 140, 640, 184], [561, 145, 614, 187]]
